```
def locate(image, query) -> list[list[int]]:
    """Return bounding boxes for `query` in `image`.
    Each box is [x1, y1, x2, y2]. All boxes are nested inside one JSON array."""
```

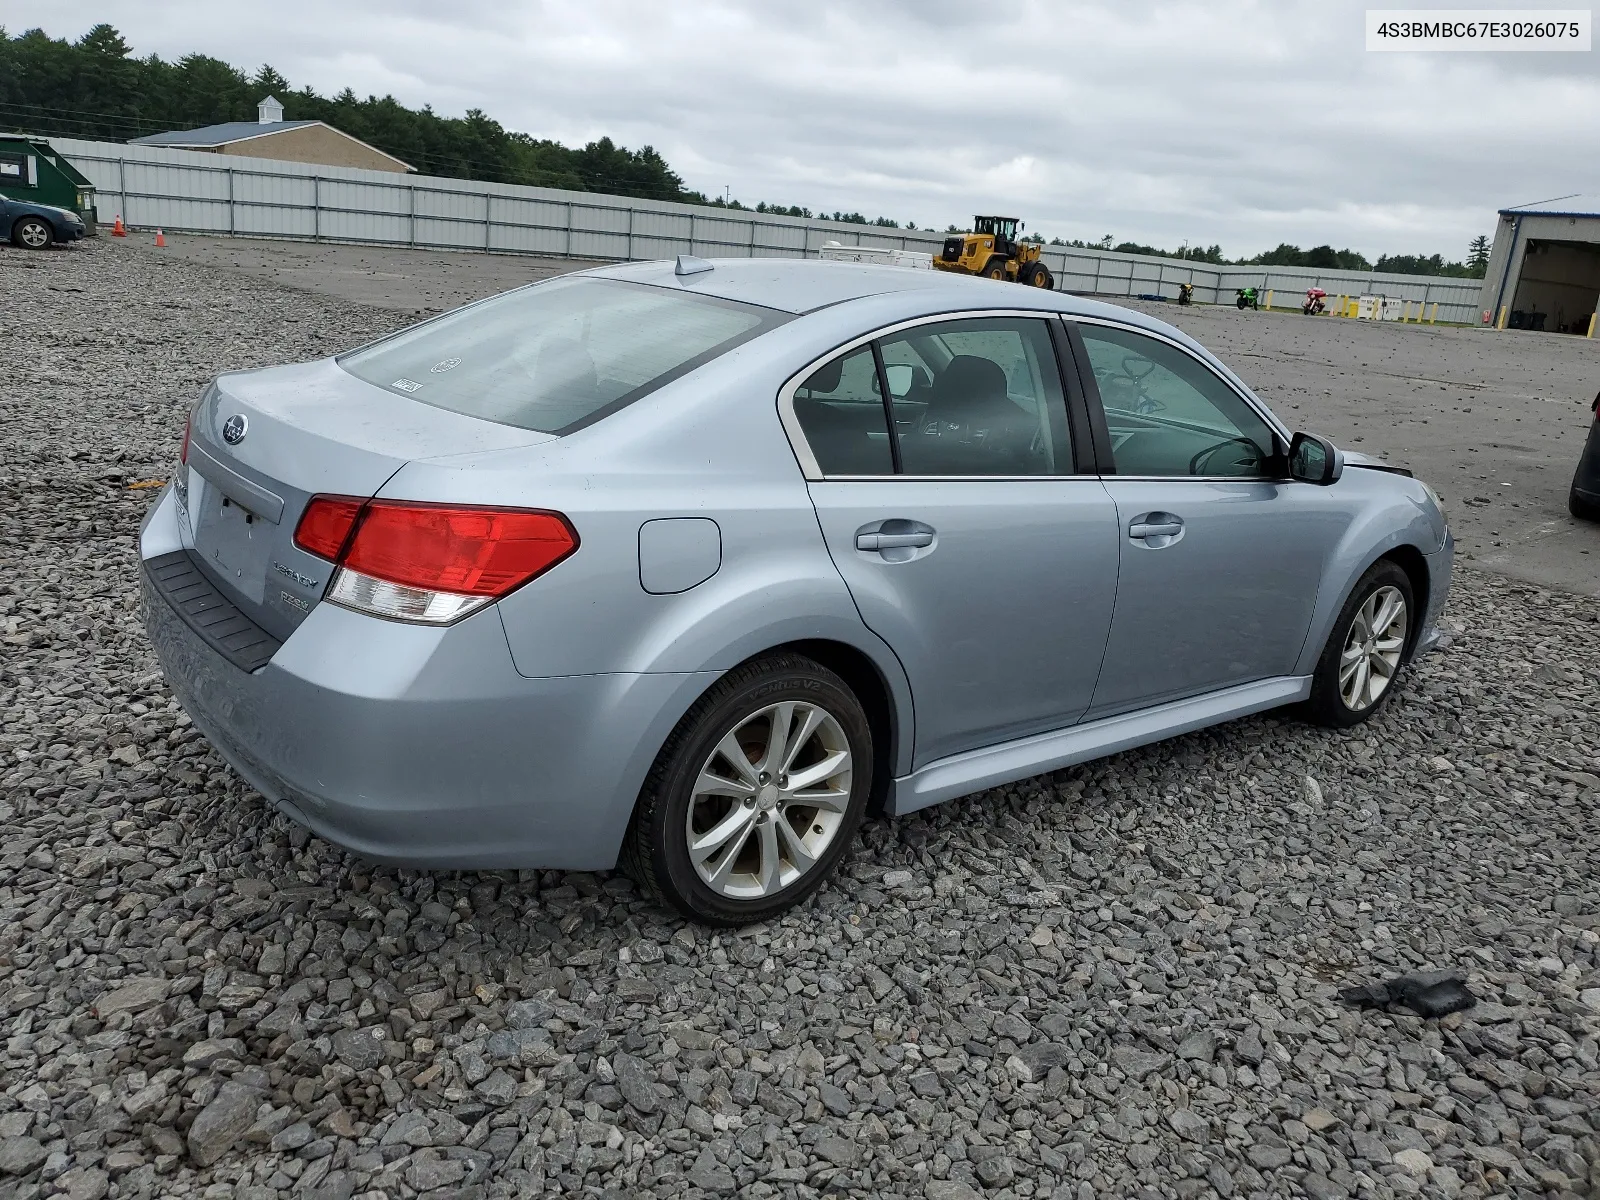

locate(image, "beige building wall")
[[220, 124, 410, 173]]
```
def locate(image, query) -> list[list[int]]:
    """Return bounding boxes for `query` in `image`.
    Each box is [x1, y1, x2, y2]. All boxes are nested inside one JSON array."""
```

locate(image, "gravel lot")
[[1, 239, 1597, 1200]]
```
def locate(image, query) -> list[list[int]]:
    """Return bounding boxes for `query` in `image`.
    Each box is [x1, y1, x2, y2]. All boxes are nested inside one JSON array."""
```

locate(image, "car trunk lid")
[[179, 358, 555, 643]]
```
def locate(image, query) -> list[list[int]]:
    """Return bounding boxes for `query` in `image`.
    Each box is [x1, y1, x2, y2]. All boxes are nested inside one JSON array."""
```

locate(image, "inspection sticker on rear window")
[[391, 378, 422, 392]]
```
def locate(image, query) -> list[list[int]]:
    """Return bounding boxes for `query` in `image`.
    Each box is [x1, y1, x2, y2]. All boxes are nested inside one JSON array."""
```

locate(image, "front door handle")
[[1128, 512, 1185, 546], [856, 530, 934, 551]]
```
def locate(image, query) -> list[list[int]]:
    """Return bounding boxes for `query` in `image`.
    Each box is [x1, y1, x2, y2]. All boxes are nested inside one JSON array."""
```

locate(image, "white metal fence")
[[48, 135, 1486, 323]]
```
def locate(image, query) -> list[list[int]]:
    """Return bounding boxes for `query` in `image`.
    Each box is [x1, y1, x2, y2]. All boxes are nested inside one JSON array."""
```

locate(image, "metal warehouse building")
[[1480, 196, 1600, 334]]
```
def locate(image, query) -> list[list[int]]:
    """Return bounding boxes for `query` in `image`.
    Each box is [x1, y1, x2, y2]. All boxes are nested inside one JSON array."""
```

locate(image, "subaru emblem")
[[222, 414, 248, 445]]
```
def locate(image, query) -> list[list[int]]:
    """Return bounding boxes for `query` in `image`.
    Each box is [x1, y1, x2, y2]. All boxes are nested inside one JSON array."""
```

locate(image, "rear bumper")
[[1414, 528, 1454, 656], [139, 486, 710, 869]]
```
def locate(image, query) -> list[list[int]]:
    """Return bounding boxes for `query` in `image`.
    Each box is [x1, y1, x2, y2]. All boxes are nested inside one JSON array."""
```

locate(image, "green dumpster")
[[0, 137, 98, 233]]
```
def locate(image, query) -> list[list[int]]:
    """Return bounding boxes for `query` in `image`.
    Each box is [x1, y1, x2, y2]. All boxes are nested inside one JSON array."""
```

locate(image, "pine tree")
[[1467, 235, 1491, 276]]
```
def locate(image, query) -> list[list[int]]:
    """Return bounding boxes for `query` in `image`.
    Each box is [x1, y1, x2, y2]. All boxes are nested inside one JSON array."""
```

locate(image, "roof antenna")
[[675, 254, 714, 277]]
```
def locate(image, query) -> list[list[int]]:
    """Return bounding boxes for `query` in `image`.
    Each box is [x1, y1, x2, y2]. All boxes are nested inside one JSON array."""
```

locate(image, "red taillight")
[[293, 496, 578, 625], [294, 496, 365, 560], [180, 415, 191, 465], [343, 502, 578, 596]]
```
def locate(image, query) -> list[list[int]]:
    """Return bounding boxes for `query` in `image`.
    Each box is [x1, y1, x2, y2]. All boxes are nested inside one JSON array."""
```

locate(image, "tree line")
[[0, 24, 699, 200], [1035, 234, 1490, 278], [1, 23, 1491, 273]]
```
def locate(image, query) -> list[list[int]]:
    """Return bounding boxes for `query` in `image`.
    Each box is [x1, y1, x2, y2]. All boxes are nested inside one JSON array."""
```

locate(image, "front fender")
[[1292, 475, 1445, 675]]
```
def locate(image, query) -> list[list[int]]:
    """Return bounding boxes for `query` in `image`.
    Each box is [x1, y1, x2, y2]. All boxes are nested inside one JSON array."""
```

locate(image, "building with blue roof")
[[1480, 195, 1600, 334]]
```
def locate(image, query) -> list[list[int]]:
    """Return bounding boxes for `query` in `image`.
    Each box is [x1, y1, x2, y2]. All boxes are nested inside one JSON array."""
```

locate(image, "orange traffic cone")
[[155, 229, 166, 248], [111, 215, 127, 237]]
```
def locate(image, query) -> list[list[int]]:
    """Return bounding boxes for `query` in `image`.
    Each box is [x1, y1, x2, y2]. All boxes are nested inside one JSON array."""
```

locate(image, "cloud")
[[14, 0, 1598, 258]]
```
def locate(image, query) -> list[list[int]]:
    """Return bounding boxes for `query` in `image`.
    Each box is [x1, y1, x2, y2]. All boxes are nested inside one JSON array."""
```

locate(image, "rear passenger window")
[[792, 346, 894, 475], [885, 318, 1070, 477]]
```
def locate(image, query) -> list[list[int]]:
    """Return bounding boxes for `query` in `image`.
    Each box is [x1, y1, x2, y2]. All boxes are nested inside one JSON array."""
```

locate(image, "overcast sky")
[[12, 0, 1599, 259]]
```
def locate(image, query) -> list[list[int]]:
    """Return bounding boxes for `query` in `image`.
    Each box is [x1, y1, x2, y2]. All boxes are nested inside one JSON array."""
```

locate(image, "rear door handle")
[[856, 531, 934, 550], [1128, 512, 1185, 545], [1128, 521, 1182, 539]]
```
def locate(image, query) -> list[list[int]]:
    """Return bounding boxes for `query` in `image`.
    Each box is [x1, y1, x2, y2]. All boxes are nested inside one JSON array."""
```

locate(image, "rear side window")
[[789, 316, 1072, 478], [339, 277, 784, 435], [792, 347, 895, 475], [886, 318, 1069, 477]]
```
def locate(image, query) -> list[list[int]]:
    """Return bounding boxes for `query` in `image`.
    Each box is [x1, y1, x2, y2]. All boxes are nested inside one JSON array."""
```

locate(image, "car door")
[[786, 313, 1121, 768], [1067, 319, 1351, 717]]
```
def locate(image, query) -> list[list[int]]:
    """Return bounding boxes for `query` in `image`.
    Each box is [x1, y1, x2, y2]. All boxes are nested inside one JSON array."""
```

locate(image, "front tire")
[[1303, 561, 1414, 728], [13, 217, 53, 250], [623, 654, 873, 925], [1571, 488, 1600, 522]]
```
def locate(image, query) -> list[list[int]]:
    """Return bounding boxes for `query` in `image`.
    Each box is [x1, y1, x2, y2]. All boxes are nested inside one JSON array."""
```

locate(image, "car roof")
[[577, 257, 1216, 368], [584, 257, 1131, 320]]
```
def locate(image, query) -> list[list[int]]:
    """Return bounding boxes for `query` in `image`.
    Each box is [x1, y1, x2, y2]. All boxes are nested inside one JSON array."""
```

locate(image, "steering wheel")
[[1190, 436, 1265, 476], [1095, 357, 1164, 415]]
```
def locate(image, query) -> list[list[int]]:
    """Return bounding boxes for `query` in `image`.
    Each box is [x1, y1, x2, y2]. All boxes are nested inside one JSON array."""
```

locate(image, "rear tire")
[[13, 217, 53, 250], [1303, 561, 1414, 728], [622, 654, 873, 926], [1571, 488, 1600, 522], [983, 257, 1008, 280]]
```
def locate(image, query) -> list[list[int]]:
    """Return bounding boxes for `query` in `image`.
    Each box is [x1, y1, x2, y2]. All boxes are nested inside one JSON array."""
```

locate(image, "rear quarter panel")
[[380, 318, 919, 773]]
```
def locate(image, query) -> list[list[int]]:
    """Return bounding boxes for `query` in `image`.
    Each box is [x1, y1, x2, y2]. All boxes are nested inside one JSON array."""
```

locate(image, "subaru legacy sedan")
[[141, 257, 1452, 925]]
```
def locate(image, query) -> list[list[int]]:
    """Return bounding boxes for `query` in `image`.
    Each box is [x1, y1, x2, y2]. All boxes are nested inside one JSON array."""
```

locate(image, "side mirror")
[[883, 364, 915, 398], [1288, 432, 1342, 485]]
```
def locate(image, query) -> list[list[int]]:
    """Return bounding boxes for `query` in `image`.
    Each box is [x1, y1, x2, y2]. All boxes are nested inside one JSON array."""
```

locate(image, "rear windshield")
[[338, 277, 784, 434]]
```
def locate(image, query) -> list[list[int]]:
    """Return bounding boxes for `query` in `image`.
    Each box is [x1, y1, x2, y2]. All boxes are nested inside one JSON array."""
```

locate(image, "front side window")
[[340, 277, 784, 435], [1077, 324, 1276, 477]]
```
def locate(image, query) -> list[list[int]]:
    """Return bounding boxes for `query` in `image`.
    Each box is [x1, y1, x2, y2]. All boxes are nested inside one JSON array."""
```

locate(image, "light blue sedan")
[[140, 256, 1452, 925]]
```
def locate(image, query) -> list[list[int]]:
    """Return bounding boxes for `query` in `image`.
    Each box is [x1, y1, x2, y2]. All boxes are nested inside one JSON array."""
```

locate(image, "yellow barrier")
[[1264, 290, 1273, 311], [1497, 305, 1508, 330], [1429, 303, 1438, 324]]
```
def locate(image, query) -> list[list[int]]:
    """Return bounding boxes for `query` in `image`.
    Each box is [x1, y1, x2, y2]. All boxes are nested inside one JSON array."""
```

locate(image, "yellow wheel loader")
[[933, 216, 1054, 288]]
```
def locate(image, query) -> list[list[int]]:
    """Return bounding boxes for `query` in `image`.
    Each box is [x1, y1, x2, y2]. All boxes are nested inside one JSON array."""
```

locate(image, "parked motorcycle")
[[1235, 287, 1259, 310], [1177, 282, 1194, 306], [1302, 287, 1327, 316]]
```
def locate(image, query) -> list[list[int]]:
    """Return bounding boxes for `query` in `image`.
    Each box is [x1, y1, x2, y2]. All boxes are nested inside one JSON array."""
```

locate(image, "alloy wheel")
[[685, 701, 852, 900], [18, 221, 49, 249], [1339, 585, 1408, 710]]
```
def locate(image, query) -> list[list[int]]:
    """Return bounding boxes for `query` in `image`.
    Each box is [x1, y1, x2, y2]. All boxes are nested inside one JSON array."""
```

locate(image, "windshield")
[[338, 277, 784, 434]]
